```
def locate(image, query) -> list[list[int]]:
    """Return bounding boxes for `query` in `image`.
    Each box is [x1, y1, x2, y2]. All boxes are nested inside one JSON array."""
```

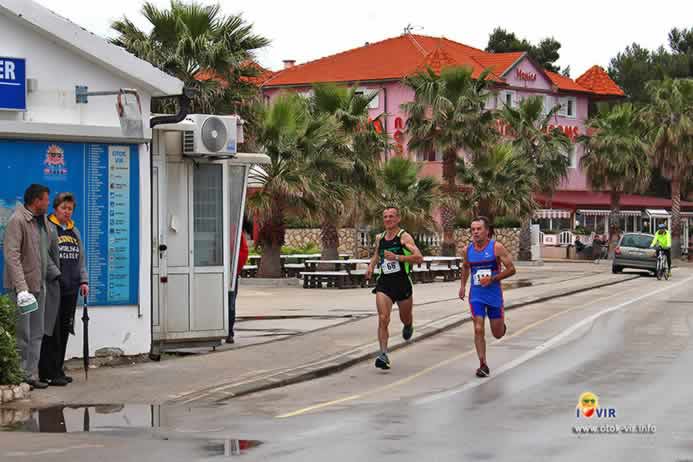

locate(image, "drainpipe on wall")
[[147, 90, 191, 361]]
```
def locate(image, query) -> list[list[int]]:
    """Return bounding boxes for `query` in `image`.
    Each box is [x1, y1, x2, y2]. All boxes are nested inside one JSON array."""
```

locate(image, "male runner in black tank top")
[[365, 206, 423, 370]]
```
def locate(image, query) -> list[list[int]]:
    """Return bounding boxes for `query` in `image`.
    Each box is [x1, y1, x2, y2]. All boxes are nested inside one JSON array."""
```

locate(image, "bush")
[[455, 217, 471, 228], [281, 242, 321, 255], [0, 294, 22, 385], [493, 216, 521, 228], [284, 216, 320, 229]]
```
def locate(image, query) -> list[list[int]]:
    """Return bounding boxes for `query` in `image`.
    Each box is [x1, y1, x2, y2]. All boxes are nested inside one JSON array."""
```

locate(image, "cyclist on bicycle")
[[650, 224, 672, 277]]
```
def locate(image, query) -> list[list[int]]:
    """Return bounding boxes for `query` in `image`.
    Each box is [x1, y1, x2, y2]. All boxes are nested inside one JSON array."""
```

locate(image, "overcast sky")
[[34, 0, 691, 78]]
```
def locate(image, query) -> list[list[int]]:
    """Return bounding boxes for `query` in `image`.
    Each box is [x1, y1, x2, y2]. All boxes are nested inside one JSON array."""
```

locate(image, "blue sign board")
[[0, 57, 26, 111], [0, 140, 140, 306]]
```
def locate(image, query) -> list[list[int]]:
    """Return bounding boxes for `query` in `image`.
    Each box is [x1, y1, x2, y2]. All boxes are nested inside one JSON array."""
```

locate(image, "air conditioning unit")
[[182, 114, 242, 157]]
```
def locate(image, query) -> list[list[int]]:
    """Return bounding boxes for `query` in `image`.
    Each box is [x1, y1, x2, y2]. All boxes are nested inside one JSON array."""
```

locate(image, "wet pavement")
[[3, 265, 692, 461]]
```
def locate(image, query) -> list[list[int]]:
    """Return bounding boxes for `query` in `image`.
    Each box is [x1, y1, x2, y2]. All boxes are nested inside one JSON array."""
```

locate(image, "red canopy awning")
[[536, 191, 693, 211]]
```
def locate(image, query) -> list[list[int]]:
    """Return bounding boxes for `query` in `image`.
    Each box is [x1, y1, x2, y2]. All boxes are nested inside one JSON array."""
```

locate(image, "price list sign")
[[0, 140, 139, 306], [85, 144, 139, 305]]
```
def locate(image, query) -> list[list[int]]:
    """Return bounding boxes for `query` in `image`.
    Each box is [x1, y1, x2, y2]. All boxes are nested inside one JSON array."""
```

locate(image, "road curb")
[[196, 274, 640, 404]]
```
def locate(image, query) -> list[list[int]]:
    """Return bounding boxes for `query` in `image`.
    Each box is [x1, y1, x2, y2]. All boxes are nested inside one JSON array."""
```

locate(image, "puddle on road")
[[1, 404, 159, 433], [0, 404, 262, 456], [205, 439, 263, 457]]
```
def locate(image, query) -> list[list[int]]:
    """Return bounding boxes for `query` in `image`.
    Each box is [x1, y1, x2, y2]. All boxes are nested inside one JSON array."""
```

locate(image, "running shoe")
[[402, 323, 414, 341], [375, 352, 391, 370], [476, 363, 490, 378]]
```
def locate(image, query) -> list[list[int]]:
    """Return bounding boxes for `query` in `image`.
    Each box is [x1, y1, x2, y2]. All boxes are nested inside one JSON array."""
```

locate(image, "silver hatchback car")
[[612, 232, 656, 274]]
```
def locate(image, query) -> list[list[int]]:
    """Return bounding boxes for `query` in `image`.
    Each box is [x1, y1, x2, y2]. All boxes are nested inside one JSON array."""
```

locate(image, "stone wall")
[[284, 228, 358, 255], [0, 383, 30, 405], [454, 228, 521, 259]]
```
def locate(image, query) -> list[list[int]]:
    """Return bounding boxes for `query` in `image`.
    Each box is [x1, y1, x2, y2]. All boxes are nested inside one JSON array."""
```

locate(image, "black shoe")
[[476, 363, 490, 378], [226, 336, 235, 344], [63, 375, 73, 383], [27, 379, 48, 389], [42, 377, 68, 387], [375, 353, 391, 370], [402, 324, 414, 341]]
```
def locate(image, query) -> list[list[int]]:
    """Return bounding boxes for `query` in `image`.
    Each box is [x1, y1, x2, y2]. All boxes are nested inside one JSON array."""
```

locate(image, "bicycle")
[[654, 246, 669, 281]]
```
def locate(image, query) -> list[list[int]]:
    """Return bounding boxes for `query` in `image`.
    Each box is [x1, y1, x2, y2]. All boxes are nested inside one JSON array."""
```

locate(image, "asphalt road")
[[2, 267, 692, 461]]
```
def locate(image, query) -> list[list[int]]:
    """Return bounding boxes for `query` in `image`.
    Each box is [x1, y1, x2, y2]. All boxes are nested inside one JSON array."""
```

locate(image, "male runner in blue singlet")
[[459, 217, 516, 377]]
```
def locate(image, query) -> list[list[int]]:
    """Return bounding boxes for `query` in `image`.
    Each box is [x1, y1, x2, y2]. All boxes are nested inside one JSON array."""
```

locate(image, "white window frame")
[[563, 144, 577, 169], [355, 87, 379, 109], [543, 95, 556, 114], [499, 90, 516, 108], [558, 96, 577, 118], [296, 89, 314, 99]]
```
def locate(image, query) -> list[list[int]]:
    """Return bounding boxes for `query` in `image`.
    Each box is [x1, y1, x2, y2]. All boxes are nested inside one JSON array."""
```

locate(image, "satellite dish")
[[200, 117, 228, 152]]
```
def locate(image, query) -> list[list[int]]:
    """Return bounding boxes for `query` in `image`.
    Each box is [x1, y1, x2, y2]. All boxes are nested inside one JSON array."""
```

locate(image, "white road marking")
[[414, 275, 693, 406]]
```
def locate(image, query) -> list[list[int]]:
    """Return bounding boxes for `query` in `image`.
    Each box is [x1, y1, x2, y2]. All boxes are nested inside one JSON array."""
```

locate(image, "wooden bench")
[[283, 263, 306, 278], [411, 266, 433, 284], [429, 264, 460, 281], [300, 271, 352, 289], [347, 269, 375, 288], [240, 265, 258, 278]]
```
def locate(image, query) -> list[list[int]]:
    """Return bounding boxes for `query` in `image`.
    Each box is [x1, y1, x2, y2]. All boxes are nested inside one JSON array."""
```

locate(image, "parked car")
[[612, 232, 656, 274]]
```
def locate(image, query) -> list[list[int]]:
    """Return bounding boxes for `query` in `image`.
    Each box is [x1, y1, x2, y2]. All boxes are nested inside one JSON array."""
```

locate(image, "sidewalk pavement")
[[13, 263, 641, 409]]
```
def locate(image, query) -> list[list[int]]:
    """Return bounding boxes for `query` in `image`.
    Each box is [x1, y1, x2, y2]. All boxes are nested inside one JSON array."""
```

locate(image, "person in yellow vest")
[[650, 223, 672, 277]]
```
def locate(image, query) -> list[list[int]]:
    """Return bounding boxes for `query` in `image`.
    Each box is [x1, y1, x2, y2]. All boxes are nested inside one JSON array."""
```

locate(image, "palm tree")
[[307, 84, 385, 260], [499, 96, 571, 260], [247, 94, 341, 277], [365, 157, 440, 236], [402, 66, 497, 255], [643, 78, 693, 258], [579, 103, 651, 257], [456, 143, 536, 222], [110, 1, 269, 114]]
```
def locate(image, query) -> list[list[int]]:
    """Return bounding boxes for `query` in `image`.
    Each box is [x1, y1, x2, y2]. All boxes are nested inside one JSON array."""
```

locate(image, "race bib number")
[[381, 260, 401, 275], [473, 269, 492, 286]]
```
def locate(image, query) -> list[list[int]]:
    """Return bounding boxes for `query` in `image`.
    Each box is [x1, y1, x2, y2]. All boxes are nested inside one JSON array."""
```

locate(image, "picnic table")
[[420, 256, 462, 281], [246, 254, 354, 278], [299, 256, 463, 288], [301, 259, 371, 288]]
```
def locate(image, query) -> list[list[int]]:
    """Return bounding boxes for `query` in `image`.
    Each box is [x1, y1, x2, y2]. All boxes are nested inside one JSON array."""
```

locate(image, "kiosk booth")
[[150, 116, 268, 353], [0, 0, 269, 359]]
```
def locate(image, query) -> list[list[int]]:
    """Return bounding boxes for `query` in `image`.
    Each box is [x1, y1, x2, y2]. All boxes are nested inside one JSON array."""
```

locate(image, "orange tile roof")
[[263, 34, 503, 86], [545, 70, 592, 93], [575, 65, 625, 96], [196, 61, 275, 87], [262, 34, 615, 96], [418, 46, 458, 75], [471, 52, 524, 78]]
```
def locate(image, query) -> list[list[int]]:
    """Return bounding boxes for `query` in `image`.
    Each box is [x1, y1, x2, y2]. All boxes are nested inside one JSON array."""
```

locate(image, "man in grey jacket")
[[3, 184, 61, 389]]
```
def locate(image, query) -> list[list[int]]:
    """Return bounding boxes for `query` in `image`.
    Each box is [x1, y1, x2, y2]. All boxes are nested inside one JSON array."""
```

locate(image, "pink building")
[[261, 34, 692, 244]]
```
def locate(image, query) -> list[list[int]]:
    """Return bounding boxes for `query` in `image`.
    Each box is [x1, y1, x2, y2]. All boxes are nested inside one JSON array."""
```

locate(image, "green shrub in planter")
[[0, 294, 22, 385]]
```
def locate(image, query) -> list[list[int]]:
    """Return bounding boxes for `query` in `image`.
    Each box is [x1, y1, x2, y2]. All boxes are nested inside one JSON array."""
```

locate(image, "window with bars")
[[415, 149, 442, 162], [193, 164, 223, 266]]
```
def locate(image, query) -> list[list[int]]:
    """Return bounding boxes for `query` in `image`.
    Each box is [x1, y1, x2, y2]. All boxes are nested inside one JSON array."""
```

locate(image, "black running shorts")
[[373, 275, 413, 303]]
